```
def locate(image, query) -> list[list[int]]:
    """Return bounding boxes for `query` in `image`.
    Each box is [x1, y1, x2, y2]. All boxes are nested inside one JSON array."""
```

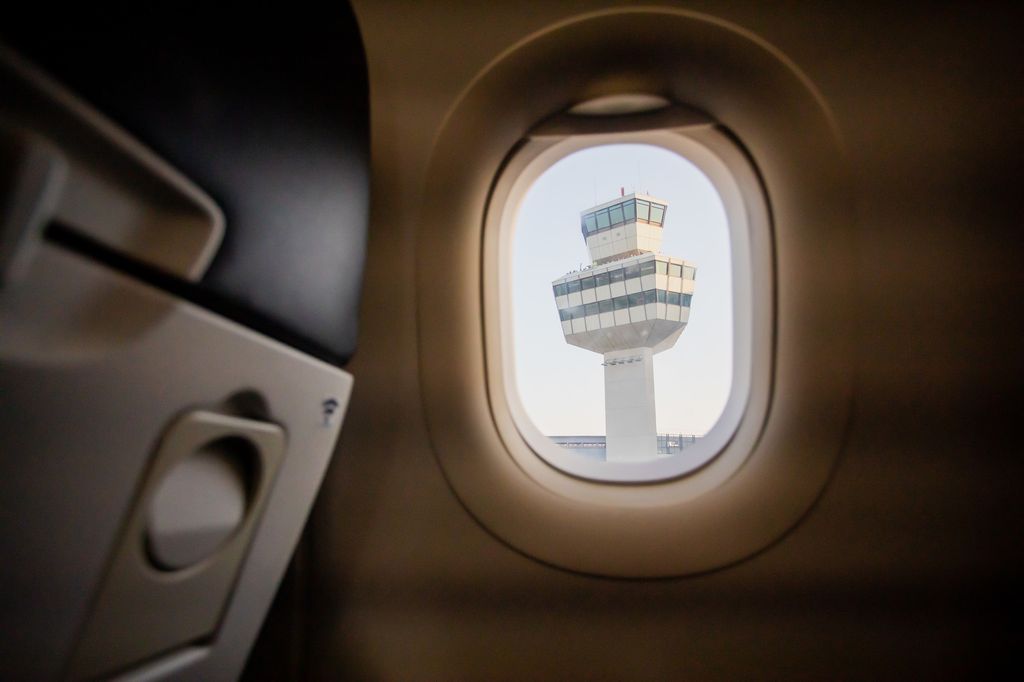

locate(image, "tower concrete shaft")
[[603, 348, 657, 461]]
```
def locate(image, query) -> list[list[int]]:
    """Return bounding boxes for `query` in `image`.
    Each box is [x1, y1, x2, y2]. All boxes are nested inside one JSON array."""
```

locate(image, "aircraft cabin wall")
[[250, 2, 1021, 680]]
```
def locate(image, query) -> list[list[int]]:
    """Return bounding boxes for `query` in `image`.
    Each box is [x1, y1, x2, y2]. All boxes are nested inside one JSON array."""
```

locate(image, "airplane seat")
[[0, 3, 368, 680]]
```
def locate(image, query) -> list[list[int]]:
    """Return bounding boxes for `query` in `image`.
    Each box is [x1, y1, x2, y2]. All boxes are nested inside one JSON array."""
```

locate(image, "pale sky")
[[512, 144, 732, 436]]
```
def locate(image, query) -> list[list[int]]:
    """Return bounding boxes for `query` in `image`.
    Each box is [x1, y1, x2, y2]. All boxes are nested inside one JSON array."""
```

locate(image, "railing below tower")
[[549, 434, 702, 460]]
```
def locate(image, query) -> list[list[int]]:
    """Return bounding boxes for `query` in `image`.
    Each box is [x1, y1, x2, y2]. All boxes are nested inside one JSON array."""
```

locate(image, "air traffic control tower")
[[552, 193, 696, 461]]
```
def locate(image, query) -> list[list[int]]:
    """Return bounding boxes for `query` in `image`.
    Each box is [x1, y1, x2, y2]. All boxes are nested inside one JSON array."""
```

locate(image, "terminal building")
[[551, 193, 696, 462]]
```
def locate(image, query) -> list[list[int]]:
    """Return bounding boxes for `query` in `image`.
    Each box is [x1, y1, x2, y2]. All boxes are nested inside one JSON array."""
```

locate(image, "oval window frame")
[[415, 7, 855, 577]]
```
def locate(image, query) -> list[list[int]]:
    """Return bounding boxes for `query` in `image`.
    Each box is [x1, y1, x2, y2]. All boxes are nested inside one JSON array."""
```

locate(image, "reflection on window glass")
[[581, 276, 595, 290], [669, 263, 682, 277], [683, 265, 696, 280], [656, 261, 668, 275], [609, 268, 625, 283], [595, 272, 609, 287], [628, 292, 644, 307], [567, 279, 581, 293], [667, 291, 681, 305], [657, 289, 667, 303], [599, 299, 614, 314], [624, 264, 640, 279], [596, 210, 610, 228], [585, 302, 599, 316], [682, 293, 693, 306], [640, 261, 657, 276], [554, 283, 568, 296], [636, 200, 650, 221], [623, 201, 636, 221]]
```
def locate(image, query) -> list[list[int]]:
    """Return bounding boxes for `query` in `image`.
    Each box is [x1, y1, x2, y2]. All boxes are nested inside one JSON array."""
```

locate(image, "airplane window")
[[510, 144, 731, 475]]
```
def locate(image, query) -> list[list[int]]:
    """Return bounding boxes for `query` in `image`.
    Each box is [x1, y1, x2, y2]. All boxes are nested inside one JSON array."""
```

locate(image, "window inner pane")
[[512, 143, 733, 473]]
